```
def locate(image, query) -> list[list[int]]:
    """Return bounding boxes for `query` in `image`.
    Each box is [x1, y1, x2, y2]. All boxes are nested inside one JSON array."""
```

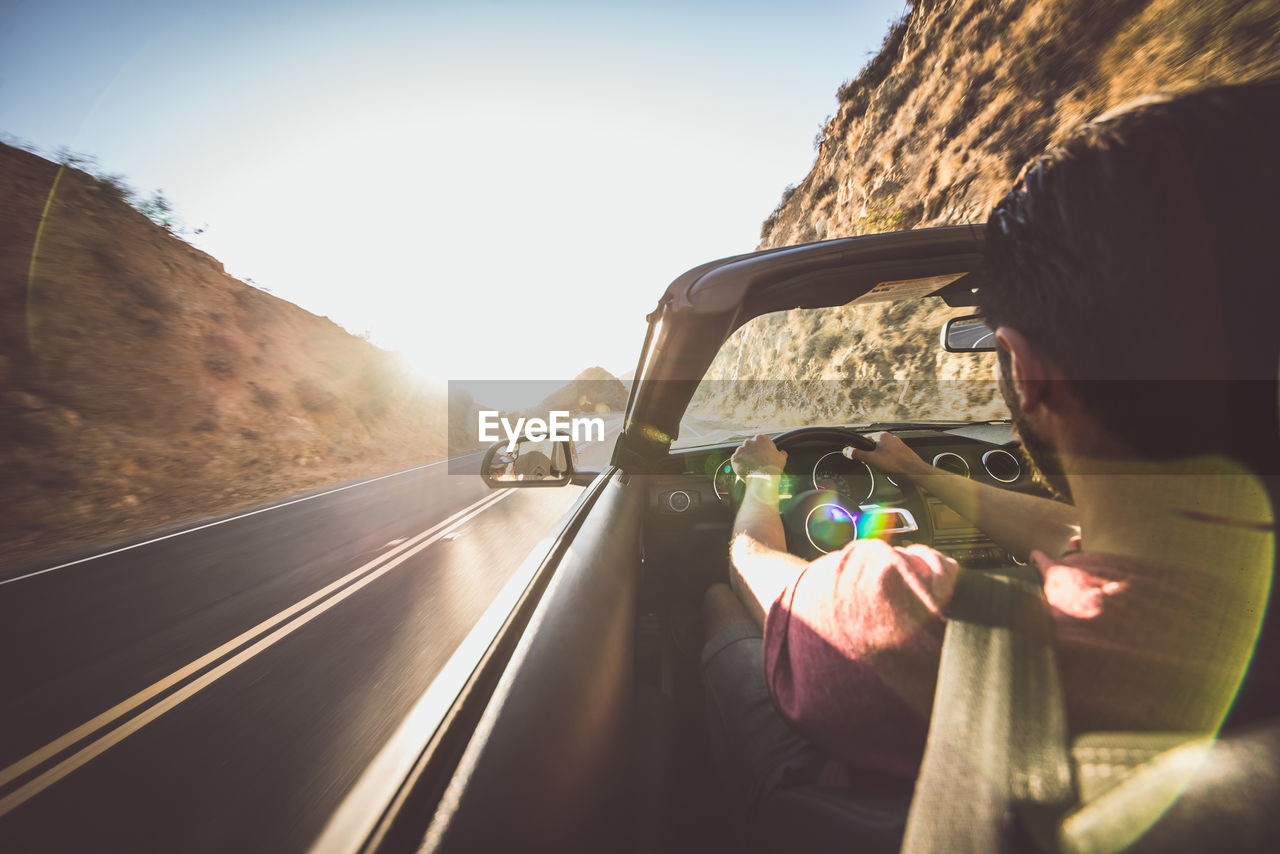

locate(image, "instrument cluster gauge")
[[712, 459, 740, 504], [812, 451, 874, 503]]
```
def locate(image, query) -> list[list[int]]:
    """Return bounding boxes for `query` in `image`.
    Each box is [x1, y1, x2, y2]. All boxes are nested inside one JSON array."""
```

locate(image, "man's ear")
[[995, 327, 1055, 415]]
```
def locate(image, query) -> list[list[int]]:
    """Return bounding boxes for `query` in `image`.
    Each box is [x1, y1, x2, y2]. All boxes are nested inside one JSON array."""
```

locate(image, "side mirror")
[[480, 438, 575, 488], [942, 314, 997, 352]]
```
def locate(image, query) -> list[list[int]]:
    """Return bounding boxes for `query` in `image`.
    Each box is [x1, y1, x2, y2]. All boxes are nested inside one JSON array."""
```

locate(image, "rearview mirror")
[[942, 314, 997, 352], [480, 438, 575, 488]]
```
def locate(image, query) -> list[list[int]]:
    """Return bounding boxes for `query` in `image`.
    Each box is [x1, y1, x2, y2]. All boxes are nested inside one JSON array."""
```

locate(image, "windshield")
[[675, 296, 1005, 448]]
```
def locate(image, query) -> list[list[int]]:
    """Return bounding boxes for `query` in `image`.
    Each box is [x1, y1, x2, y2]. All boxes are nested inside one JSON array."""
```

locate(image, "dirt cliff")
[[1, 144, 471, 564], [697, 0, 1280, 425], [529, 367, 629, 417], [763, 0, 1279, 246]]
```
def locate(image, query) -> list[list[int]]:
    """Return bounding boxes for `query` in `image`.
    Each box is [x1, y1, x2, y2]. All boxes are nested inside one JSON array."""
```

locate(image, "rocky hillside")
[[529, 367, 628, 416], [693, 0, 1280, 426], [1, 144, 475, 564], [765, 0, 1279, 245]]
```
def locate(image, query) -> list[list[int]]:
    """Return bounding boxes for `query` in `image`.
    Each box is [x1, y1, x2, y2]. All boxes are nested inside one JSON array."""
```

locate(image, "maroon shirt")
[[762, 538, 1260, 779]]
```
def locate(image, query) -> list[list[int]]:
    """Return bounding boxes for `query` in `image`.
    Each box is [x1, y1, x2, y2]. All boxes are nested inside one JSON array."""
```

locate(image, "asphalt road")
[[0, 417, 621, 853]]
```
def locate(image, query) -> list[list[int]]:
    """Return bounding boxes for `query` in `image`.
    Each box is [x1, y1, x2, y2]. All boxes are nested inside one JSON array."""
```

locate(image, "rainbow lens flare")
[[804, 502, 909, 553], [856, 508, 896, 539], [805, 503, 857, 553]]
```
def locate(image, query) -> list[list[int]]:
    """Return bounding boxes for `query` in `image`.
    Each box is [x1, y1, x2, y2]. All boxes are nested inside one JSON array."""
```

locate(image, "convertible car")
[[312, 226, 1279, 854]]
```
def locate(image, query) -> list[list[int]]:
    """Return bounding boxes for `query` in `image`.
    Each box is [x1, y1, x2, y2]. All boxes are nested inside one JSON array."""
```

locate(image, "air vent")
[[931, 452, 970, 478], [982, 449, 1021, 483]]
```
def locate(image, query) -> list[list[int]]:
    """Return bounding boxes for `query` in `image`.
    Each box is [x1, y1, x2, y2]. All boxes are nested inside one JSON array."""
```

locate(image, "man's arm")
[[728, 435, 808, 628], [851, 432, 1080, 559]]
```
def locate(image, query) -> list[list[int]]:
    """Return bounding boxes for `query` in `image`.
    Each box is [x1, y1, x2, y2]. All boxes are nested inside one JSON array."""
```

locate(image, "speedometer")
[[712, 459, 738, 503], [813, 451, 874, 503]]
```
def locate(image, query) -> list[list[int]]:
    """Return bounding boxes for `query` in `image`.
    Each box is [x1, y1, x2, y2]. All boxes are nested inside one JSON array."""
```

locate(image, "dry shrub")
[[295, 378, 338, 414], [249, 382, 281, 410], [203, 333, 241, 378]]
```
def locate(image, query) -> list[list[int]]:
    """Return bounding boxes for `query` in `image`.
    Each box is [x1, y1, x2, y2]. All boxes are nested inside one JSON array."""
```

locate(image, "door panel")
[[426, 472, 643, 853]]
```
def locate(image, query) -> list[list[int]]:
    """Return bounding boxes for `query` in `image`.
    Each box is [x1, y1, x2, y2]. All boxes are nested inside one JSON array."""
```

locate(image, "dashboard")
[[650, 425, 1049, 567]]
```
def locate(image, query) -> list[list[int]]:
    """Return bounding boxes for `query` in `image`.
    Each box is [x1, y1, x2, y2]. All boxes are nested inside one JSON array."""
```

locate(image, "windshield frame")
[[614, 226, 989, 471]]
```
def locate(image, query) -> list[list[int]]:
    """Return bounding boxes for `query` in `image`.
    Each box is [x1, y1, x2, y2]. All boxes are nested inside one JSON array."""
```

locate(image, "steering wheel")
[[765, 427, 932, 558], [770, 426, 877, 454]]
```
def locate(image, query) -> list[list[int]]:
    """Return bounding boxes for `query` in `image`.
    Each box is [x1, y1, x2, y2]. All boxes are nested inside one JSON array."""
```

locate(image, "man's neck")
[[1064, 455, 1273, 573]]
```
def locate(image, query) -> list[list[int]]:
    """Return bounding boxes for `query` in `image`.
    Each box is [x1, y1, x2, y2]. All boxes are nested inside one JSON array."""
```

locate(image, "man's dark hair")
[[980, 82, 1280, 472]]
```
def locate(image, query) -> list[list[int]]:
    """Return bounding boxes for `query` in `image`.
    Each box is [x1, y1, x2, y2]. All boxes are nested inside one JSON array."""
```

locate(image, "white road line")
[[0, 488, 515, 818], [681, 421, 705, 439], [311, 531, 560, 854], [1, 452, 487, 587], [0, 489, 511, 797]]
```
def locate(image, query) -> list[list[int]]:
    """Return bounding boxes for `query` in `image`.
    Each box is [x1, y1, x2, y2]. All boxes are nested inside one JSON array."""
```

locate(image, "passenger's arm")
[[851, 431, 1080, 559], [728, 436, 808, 628]]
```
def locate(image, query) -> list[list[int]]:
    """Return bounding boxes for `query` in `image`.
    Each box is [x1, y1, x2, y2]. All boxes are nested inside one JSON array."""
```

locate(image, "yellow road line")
[[0, 489, 512, 802]]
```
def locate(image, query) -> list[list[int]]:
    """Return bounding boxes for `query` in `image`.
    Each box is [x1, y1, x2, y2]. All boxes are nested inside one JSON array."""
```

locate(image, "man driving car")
[[702, 82, 1280, 839]]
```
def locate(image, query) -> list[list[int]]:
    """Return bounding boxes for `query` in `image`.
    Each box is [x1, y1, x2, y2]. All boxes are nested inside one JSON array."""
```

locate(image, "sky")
[[1, 0, 908, 386]]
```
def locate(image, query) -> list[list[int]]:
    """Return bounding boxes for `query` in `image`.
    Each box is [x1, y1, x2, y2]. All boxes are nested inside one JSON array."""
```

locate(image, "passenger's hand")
[[731, 434, 787, 479], [846, 431, 930, 480]]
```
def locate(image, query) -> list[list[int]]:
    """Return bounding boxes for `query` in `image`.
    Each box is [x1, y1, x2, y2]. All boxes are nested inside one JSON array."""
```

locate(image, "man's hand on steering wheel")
[[731, 434, 787, 479], [845, 431, 932, 480]]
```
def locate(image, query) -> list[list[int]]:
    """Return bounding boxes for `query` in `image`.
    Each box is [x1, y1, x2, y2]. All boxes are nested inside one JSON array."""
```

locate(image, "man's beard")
[[998, 358, 1073, 502]]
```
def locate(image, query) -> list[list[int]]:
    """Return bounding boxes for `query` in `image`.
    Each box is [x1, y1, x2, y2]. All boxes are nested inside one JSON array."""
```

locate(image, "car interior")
[[332, 227, 1280, 854]]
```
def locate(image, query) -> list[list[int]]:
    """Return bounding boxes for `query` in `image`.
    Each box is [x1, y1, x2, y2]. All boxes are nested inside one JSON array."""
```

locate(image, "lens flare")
[[805, 502, 856, 553], [856, 509, 895, 539]]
